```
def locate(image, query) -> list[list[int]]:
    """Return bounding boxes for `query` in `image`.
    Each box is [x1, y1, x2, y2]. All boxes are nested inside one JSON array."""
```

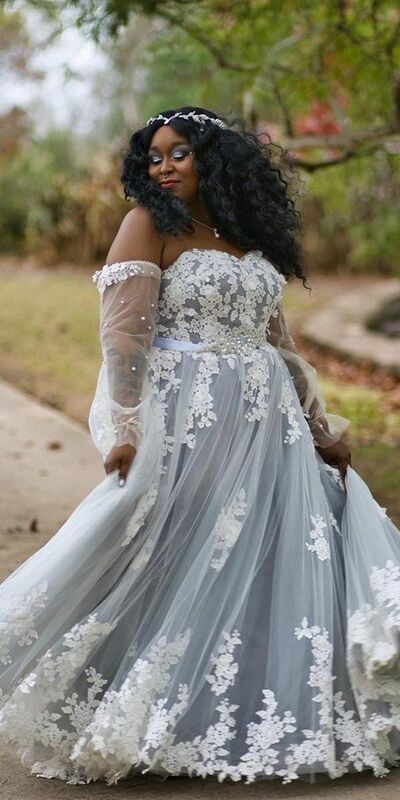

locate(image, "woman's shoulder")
[[106, 206, 164, 267]]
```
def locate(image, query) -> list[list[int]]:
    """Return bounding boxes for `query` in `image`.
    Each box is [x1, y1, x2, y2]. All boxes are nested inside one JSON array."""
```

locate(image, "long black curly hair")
[[121, 105, 305, 282]]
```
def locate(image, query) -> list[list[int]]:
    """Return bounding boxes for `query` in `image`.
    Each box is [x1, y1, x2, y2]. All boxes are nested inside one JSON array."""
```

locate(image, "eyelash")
[[148, 150, 191, 165]]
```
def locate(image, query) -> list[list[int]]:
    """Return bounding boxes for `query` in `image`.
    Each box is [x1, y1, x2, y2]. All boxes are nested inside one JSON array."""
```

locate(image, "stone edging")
[[301, 279, 400, 376]]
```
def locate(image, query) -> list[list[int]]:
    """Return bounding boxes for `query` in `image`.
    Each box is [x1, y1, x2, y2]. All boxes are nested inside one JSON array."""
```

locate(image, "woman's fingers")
[[104, 458, 115, 475], [104, 444, 136, 486], [118, 457, 131, 486]]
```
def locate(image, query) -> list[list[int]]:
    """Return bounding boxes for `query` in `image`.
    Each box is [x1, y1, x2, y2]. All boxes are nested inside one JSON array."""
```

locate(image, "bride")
[[0, 105, 399, 787]]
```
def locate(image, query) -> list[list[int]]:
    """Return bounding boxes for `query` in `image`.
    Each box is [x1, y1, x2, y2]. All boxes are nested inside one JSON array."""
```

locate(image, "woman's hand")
[[316, 439, 352, 485], [104, 444, 136, 486]]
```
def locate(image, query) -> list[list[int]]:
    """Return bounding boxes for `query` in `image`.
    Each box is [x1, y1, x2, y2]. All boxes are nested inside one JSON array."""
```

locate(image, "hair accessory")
[[146, 111, 227, 130]]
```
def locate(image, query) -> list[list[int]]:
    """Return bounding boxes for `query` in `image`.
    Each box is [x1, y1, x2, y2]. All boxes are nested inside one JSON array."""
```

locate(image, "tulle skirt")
[[1, 343, 400, 786]]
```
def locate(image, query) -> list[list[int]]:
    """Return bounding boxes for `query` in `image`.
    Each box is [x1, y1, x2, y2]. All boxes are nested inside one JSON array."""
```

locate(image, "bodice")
[[155, 248, 286, 345]]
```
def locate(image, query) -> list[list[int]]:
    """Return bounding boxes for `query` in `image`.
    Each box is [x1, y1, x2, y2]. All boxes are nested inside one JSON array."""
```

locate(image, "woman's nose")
[[159, 155, 174, 172]]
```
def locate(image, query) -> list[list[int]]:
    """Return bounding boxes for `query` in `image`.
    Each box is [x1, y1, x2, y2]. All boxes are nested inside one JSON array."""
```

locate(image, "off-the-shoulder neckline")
[[160, 247, 266, 272], [102, 247, 278, 275]]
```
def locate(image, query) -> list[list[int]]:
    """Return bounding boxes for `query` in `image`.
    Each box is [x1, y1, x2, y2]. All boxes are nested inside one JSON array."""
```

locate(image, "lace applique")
[[121, 485, 158, 546], [243, 351, 271, 422], [204, 630, 242, 695], [369, 561, 400, 621], [71, 630, 191, 781], [332, 691, 386, 776], [322, 462, 345, 491], [278, 379, 302, 445], [0, 613, 118, 783], [287, 618, 336, 779], [210, 489, 247, 571], [159, 698, 240, 781], [240, 617, 389, 784], [183, 353, 220, 449], [92, 261, 161, 293], [156, 630, 242, 781], [156, 250, 284, 346], [329, 512, 341, 535], [1, 613, 393, 784], [239, 690, 297, 781], [0, 581, 48, 666], [148, 348, 182, 463], [305, 514, 331, 562], [347, 597, 400, 689]]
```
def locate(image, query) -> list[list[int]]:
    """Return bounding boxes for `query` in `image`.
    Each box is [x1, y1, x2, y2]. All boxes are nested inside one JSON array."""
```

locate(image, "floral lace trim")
[[183, 353, 220, 449], [210, 489, 247, 571], [71, 629, 191, 780], [278, 378, 302, 445], [121, 485, 158, 547], [244, 350, 272, 422], [1, 613, 394, 784], [156, 250, 284, 346], [0, 581, 48, 666], [305, 514, 331, 562], [148, 348, 182, 465], [92, 261, 161, 293], [322, 462, 345, 492], [205, 631, 242, 695], [0, 612, 118, 785]]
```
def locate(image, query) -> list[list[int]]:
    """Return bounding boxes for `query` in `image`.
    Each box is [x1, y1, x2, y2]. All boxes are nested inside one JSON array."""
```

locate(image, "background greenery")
[[1, 1, 399, 519], [1, 1, 400, 271]]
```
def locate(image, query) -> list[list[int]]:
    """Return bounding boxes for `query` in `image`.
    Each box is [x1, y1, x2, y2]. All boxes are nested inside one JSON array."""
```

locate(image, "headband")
[[145, 111, 227, 130]]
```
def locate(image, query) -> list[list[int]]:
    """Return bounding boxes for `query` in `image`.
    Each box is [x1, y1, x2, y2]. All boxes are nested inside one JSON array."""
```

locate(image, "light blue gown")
[[1, 248, 400, 786]]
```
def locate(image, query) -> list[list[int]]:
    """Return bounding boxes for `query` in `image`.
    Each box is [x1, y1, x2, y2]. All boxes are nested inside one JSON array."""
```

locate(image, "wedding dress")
[[1, 247, 400, 786]]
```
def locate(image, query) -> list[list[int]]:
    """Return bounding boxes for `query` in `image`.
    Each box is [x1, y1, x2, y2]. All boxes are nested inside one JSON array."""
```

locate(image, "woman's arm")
[[266, 301, 351, 479], [91, 208, 164, 483]]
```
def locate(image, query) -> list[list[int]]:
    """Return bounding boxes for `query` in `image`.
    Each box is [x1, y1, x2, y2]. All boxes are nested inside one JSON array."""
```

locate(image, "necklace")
[[191, 216, 220, 239]]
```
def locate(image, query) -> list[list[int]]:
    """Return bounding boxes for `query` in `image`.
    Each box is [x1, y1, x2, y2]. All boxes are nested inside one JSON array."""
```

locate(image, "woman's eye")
[[148, 149, 191, 165], [172, 150, 190, 160]]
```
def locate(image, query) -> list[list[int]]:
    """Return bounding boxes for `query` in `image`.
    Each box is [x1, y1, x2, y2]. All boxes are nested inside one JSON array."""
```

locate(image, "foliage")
[[0, 129, 126, 262], [302, 151, 400, 275], [1, 1, 399, 271], [20, 0, 400, 167]]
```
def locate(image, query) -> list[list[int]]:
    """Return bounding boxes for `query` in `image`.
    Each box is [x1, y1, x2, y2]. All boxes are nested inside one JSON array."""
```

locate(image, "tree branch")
[[271, 81, 294, 138], [282, 124, 399, 151], [157, 9, 258, 72], [293, 143, 393, 172]]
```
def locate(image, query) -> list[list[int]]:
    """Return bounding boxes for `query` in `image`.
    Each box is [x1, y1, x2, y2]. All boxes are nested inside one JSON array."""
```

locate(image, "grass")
[[1, 262, 399, 524], [0, 266, 101, 421]]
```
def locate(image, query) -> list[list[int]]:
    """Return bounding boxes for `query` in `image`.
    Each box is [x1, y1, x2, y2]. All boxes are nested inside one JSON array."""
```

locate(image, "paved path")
[[303, 279, 400, 375], [1, 380, 400, 799]]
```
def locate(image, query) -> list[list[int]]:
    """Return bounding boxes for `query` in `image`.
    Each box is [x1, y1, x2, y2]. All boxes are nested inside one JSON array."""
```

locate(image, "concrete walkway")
[[302, 279, 400, 375], [1, 381, 400, 799]]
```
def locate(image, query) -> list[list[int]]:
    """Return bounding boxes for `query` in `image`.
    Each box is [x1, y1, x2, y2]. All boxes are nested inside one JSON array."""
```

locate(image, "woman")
[[1, 105, 400, 787]]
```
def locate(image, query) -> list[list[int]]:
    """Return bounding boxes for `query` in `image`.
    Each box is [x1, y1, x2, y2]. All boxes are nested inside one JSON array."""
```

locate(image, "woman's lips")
[[160, 180, 179, 188]]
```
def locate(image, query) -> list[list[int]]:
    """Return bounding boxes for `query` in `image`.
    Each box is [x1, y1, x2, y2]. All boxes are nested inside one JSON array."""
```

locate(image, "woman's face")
[[147, 125, 199, 204]]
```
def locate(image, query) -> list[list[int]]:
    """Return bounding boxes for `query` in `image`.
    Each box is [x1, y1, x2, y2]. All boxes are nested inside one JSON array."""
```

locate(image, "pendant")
[[213, 228, 220, 238]]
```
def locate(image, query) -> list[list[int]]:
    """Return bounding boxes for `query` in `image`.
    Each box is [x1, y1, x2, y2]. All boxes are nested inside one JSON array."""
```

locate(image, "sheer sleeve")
[[89, 260, 161, 457], [266, 300, 350, 448]]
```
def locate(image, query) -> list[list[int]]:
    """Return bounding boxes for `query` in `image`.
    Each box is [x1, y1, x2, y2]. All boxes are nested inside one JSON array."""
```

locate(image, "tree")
[[16, 0, 400, 170]]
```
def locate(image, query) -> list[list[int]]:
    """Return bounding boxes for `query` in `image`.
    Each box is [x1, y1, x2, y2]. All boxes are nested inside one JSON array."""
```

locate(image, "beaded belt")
[[153, 328, 266, 356]]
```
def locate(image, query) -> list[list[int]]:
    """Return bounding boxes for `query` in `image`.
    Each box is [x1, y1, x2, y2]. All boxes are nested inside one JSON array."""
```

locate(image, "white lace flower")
[[210, 489, 247, 571], [121, 485, 158, 546], [205, 630, 242, 695], [278, 379, 302, 444], [305, 514, 331, 562], [0, 581, 48, 665]]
